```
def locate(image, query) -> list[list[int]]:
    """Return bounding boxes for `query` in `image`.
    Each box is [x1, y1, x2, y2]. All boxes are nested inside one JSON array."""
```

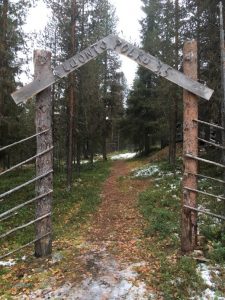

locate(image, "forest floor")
[[1, 148, 225, 299], [21, 159, 158, 299]]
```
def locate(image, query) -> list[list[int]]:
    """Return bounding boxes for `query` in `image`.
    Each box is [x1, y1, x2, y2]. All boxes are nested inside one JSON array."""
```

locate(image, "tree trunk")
[[67, 0, 77, 190], [181, 40, 198, 254], [169, 0, 179, 170], [34, 50, 53, 258], [0, 0, 8, 120]]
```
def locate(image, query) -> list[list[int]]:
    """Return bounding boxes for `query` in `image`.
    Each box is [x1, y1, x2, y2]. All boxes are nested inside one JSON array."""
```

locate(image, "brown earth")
[[2, 159, 162, 299], [87, 160, 152, 262]]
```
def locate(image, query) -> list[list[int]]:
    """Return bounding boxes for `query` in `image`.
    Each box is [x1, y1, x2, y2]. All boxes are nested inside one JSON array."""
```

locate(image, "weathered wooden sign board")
[[11, 34, 214, 103]]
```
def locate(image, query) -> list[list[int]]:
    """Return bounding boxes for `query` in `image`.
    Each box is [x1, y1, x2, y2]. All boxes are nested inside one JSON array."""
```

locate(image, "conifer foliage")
[[125, 0, 223, 162]]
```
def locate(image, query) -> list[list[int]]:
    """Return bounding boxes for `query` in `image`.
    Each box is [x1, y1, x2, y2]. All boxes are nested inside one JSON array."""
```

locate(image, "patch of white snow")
[[133, 165, 160, 177], [111, 152, 137, 160], [0, 259, 16, 267], [195, 264, 225, 300]]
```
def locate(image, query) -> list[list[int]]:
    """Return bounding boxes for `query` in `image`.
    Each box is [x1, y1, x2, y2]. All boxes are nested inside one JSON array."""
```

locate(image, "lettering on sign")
[[78, 54, 86, 63], [100, 41, 107, 50], [91, 44, 100, 55], [70, 58, 78, 68], [114, 38, 151, 67], [84, 49, 94, 59], [54, 38, 111, 79], [11, 34, 213, 104]]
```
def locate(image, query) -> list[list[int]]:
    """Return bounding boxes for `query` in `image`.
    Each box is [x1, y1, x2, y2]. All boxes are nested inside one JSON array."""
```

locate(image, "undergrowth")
[[0, 161, 111, 259], [138, 158, 225, 299]]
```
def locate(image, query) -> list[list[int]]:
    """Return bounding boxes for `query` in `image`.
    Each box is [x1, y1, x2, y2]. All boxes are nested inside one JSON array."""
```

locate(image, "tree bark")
[[0, 0, 8, 120], [169, 0, 179, 169], [67, 0, 77, 189], [34, 50, 53, 257], [181, 40, 198, 254]]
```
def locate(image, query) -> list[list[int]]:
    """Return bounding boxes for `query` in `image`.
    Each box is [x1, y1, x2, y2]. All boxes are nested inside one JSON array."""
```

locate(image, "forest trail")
[[87, 160, 150, 257], [27, 159, 158, 299]]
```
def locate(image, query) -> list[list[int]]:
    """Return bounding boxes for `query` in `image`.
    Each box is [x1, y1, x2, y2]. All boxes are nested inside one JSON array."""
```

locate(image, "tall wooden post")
[[34, 50, 53, 257], [219, 2, 225, 192], [181, 40, 198, 253]]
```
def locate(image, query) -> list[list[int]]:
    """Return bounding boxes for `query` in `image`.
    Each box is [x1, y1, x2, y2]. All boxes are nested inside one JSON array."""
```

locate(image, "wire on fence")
[[193, 119, 225, 130], [0, 213, 51, 239], [184, 205, 225, 221], [0, 232, 51, 260], [0, 190, 53, 221], [0, 129, 50, 152], [0, 147, 54, 177], [184, 186, 225, 201], [0, 170, 53, 200], [185, 153, 225, 168]]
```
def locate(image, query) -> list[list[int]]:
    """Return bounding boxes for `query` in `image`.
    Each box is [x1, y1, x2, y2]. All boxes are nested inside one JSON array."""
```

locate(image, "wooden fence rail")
[[0, 170, 53, 200], [184, 186, 225, 201], [0, 191, 53, 220], [185, 154, 225, 168], [184, 205, 225, 221], [0, 232, 51, 260], [0, 147, 53, 177], [193, 119, 225, 130], [0, 213, 51, 239], [187, 172, 225, 184], [0, 129, 49, 152], [198, 137, 225, 150]]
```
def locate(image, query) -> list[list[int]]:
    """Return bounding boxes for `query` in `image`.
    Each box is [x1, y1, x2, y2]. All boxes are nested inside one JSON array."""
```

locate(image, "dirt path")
[[87, 160, 151, 261], [27, 160, 157, 300]]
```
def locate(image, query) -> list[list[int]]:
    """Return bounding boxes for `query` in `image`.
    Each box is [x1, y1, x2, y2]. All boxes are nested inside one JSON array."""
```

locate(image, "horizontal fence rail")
[[187, 172, 225, 185], [0, 213, 51, 239], [0, 212, 17, 222], [0, 129, 49, 152], [198, 137, 225, 150], [193, 119, 225, 130], [0, 190, 53, 221], [184, 205, 225, 221], [185, 153, 225, 168], [0, 232, 51, 260], [184, 186, 225, 201], [0, 170, 53, 200], [0, 147, 54, 177]]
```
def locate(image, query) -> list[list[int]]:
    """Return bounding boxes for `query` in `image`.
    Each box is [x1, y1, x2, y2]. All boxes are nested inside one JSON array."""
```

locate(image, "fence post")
[[34, 50, 53, 257], [181, 40, 198, 253]]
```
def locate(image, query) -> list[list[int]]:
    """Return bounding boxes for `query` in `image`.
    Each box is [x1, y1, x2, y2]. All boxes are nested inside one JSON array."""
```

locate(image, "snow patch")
[[0, 259, 16, 267], [195, 264, 225, 300], [111, 152, 137, 160], [133, 165, 160, 177], [26, 253, 153, 300]]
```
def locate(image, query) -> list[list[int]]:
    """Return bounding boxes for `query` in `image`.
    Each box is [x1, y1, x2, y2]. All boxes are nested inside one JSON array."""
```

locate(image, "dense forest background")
[[0, 0, 224, 182]]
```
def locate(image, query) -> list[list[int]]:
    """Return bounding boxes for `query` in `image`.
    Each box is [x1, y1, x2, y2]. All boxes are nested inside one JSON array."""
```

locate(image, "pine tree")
[[0, 0, 35, 168], [42, 0, 124, 171]]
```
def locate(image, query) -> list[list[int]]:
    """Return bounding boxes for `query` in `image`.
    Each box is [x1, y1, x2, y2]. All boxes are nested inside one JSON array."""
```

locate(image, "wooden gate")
[[1, 34, 214, 258]]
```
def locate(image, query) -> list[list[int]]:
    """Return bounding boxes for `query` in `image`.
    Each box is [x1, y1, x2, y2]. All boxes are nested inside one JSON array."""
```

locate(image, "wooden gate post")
[[181, 40, 198, 253], [34, 50, 53, 257]]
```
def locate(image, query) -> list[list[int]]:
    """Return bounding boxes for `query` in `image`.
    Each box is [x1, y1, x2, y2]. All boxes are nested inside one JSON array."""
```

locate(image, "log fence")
[[182, 106, 225, 252], [0, 131, 53, 259], [1, 35, 216, 258]]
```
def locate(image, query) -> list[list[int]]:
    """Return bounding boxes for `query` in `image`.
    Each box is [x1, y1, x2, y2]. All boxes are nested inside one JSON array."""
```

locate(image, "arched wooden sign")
[[11, 34, 213, 104]]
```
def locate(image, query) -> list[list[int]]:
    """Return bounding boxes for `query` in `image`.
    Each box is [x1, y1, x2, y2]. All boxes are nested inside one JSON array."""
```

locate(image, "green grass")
[[0, 161, 111, 258], [137, 159, 211, 299]]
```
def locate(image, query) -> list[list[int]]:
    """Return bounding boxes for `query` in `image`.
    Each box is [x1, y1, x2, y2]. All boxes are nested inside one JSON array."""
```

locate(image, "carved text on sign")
[[11, 34, 214, 104], [54, 40, 109, 79]]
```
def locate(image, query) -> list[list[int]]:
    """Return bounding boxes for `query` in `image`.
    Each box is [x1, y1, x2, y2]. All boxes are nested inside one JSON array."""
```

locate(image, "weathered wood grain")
[[11, 35, 214, 104], [181, 40, 198, 253], [34, 50, 53, 258]]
